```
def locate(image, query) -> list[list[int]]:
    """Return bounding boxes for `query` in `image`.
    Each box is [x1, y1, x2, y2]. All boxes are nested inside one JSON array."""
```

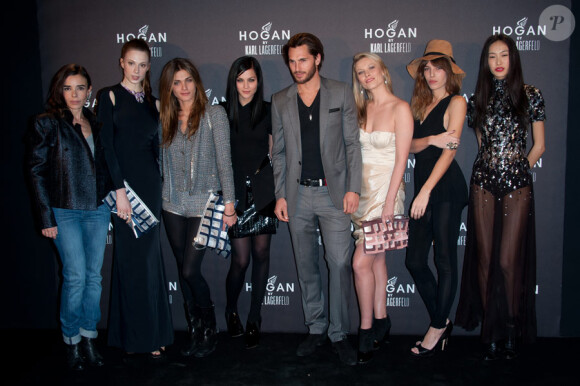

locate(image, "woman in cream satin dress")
[[351, 52, 413, 363]]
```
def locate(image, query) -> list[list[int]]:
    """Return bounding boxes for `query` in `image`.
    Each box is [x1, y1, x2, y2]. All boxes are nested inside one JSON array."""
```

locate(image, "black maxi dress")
[[98, 84, 173, 353]]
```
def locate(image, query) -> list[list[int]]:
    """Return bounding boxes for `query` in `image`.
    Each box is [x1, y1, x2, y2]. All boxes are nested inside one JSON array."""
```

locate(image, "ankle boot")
[[80, 337, 104, 367], [181, 304, 201, 357], [225, 310, 244, 337], [483, 342, 502, 361], [358, 328, 374, 364], [245, 319, 261, 349], [373, 314, 392, 349], [194, 305, 217, 358], [65, 343, 85, 371], [504, 324, 517, 359]]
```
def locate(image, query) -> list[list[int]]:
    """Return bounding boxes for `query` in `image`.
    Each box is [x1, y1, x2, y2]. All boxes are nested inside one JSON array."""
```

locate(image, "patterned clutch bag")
[[193, 192, 237, 258], [103, 180, 160, 238], [361, 215, 409, 254]]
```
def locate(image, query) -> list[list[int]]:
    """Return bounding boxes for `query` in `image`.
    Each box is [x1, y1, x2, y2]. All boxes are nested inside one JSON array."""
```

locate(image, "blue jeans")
[[52, 204, 110, 344]]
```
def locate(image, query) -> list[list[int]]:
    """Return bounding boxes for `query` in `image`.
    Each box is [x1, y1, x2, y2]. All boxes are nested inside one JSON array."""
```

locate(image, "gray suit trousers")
[[288, 185, 353, 342]]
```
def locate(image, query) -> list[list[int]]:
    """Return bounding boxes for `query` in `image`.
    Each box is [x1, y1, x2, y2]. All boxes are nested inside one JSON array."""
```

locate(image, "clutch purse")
[[103, 180, 160, 238], [361, 215, 409, 254], [193, 192, 237, 258]]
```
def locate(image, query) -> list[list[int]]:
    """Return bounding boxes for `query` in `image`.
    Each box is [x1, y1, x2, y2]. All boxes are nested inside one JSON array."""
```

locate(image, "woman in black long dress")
[[222, 56, 277, 349], [456, 34, 545, 360], [98, 39, 173, 358], [405, 40, 468, 357]]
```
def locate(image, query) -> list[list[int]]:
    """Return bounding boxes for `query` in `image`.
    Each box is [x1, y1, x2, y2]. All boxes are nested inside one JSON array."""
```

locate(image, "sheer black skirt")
[[456, 185, 537, 344]]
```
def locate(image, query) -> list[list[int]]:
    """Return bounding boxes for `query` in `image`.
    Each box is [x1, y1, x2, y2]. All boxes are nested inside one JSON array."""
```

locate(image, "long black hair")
[[224, 56, 266, 131], [472, 34, 529, 130]]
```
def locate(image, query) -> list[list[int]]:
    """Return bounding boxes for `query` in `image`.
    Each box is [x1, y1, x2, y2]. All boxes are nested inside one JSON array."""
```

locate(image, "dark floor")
[[3, 329, 577, 386]]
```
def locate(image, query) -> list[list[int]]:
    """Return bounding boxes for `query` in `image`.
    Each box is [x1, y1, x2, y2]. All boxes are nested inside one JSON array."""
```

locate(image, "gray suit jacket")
[[271, 77, 362, 215]]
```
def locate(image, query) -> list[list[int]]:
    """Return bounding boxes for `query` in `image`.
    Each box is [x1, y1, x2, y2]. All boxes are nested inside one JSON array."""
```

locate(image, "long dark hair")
[[46, 63, 91, 116], [410, 57, 463, 121], [224, 56, 266, 132], [159, 58, 208, 146], [472, 34, 528, 129], [120, 39, 155, 107]]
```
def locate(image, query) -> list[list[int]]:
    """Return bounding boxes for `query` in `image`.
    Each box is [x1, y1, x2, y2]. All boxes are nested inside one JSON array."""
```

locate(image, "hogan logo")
[[364, 19, 417, 54], [239, 22, 290, 56], [492, 17, 546, 51], [116, 25, 167, 57]]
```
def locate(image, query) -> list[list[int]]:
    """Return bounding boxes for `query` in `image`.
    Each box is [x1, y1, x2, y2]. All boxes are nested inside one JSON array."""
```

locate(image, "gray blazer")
[[271, 77, 362, 215], [161, 104, 235, 216]]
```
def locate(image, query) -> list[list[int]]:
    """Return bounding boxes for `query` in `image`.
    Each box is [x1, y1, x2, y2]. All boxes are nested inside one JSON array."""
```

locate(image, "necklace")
[[298, 90, 319, 121], [120, 82, 145, 103]]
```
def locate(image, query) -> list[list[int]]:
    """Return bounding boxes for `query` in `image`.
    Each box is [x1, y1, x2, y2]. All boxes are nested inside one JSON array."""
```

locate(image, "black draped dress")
[[98, 84, 173, 353]]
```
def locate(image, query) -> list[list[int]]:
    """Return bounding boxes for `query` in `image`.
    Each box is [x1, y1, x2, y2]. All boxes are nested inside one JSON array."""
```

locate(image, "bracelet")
[[224, 211, 237, 217]]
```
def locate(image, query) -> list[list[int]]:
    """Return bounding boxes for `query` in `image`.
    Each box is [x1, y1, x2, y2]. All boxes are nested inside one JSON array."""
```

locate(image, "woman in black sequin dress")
[[455, 34, 546, 360], [222, 56, 277, 348]]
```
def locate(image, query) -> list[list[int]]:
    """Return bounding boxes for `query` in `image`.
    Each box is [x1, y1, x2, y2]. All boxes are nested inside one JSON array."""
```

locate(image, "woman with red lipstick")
[[350, 52, 413, 363], [98, 39, 173, 359], [221, 56, 277, 349], [405, 40, 468, 357], [28, 64, 112, 370], [159, 58, 236, 358], [456, 34, 545, 360]]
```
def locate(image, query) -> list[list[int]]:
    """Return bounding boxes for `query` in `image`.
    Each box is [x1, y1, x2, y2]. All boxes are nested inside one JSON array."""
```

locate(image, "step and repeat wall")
[[36, 0, 573, 336]]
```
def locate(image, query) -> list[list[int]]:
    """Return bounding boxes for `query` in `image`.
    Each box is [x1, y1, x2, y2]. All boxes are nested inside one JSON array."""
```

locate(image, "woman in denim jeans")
[[28, 64, 112, 371]]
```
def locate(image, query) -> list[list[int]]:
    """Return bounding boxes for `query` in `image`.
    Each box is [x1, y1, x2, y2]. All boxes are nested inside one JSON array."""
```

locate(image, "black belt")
[[300, 178, 327, 187]]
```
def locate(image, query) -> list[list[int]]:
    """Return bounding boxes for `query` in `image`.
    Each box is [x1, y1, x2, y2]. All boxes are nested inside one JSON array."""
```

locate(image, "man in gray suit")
[[271, 32, 362, 366]]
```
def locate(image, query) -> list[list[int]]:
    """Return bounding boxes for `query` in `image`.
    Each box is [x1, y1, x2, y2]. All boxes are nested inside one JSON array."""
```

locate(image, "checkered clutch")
[[103, 180, 160, 238], [361, 215, 409, 254], [193, 192, 236, 258]]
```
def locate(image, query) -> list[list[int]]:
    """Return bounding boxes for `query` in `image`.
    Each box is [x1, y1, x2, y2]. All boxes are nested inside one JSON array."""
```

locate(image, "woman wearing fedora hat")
[[405, 39, 468, 357], [455, 34, 545, 360]]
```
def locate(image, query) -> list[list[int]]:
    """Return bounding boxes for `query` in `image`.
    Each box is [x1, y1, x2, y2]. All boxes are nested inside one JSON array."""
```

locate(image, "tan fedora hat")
[[406, 39, 465, 79]]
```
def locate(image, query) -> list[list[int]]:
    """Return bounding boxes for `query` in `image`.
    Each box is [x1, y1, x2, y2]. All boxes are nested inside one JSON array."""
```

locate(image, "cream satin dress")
[[351, 129, 405, 245]]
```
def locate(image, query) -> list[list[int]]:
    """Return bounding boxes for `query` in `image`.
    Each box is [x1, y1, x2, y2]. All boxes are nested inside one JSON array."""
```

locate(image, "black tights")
[[226, 234, 271, 323], [162, 211, 212, 308], [405, 202, 463, 329]]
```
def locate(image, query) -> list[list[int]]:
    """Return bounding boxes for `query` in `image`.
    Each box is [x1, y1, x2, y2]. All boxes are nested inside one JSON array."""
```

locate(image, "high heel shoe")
[[245, 320, 261, 349], [372, 315, 391, 350], [504, 324, 517, 359], [410, 322, 452, 358], [225, 311, 244, 338]]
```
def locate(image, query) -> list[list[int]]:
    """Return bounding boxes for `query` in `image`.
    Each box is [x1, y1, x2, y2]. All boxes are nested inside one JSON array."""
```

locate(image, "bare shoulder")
[[449, 95, 467, 108]]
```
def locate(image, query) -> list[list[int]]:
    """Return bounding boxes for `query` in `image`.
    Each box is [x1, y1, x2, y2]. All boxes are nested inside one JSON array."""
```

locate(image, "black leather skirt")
[[229, 178, 277, 239]]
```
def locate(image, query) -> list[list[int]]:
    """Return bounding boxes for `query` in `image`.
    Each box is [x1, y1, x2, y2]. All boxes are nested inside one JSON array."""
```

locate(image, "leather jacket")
[[28, 108, 112, 229]]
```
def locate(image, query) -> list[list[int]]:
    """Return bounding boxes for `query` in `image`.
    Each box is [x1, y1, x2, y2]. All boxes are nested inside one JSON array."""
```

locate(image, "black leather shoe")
[[225, 311, 244, 338], [245, 321, 260, 349], [483, 342, 502, 361], [296, 333, 327, 356], [65, 343, 85, 371], [504, 324, 517, 359], [80, 337, 104, 367], [332, 338, 357, 366]]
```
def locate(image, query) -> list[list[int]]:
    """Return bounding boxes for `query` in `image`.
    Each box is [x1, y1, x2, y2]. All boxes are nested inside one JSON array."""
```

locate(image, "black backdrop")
[[1, 0, 578, 337]]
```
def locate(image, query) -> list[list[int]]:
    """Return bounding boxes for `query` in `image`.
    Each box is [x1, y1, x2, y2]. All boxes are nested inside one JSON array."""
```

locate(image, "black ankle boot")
[[194, 305, 217, 358], [358, 328, 374, 364], [181, 305, 201, 357], [65, 343, 85, 371], [225, 310, 244, 338], [483, 342, 502, 361], [245, 320, 261, 349], [373, 314, 392, 349], [504, 324, 517, 359], [80, 337, 104, 367]]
